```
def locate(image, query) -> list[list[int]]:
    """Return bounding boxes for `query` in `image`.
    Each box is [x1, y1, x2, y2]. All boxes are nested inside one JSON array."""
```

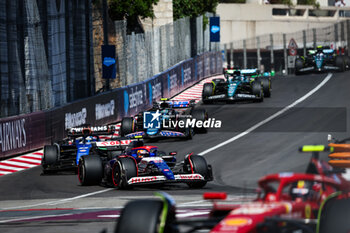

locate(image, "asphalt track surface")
[[1, 72, 350, 233]]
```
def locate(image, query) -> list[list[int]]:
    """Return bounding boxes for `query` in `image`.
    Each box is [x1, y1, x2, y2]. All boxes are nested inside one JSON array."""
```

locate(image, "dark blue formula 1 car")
[[41, 126, 135, 174], [78, 143, 213, 189], [202, 69, 271, 104], [119, 98, 208, 140]]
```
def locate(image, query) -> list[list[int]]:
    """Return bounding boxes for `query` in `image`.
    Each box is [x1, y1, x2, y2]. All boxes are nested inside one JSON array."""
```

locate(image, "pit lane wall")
[[0, 51, 222, 159]]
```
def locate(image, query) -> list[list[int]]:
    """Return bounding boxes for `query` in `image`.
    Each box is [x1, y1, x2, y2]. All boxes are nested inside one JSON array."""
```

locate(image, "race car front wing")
[[127, 173, 205, 185]]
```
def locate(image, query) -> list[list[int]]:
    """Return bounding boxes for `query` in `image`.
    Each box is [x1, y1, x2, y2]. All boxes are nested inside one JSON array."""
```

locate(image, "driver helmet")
[[290, 180, 310, 200], [137, 149, 149, 159]]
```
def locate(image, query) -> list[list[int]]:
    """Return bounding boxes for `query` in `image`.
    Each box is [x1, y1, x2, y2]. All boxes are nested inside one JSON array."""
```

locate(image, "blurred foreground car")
[[115, 144, 350, 233]]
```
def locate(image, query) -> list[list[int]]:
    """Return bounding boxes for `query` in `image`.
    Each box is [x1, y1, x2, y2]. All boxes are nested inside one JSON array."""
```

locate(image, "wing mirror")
[[169, 151, 177, 156]]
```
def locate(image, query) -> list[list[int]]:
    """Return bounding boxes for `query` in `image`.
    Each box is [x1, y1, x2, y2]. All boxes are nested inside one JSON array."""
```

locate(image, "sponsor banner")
[[0, 112, 46, 158], [147, 74, 164, 105], [123, 82, 148, 117], [167, 65, 182, 98]]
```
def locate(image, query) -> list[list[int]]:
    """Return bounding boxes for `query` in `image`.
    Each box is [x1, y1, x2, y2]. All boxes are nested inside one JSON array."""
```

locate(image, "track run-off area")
[[1, 72, 350, 233]]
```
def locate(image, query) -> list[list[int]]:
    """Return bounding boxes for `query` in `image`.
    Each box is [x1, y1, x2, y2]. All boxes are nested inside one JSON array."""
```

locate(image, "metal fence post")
[[313, 28, 317, 49], [270, 34, 274, 71], [243, 39, 247, 69], [335, 23, 339, 47], [257, 36, 261, 71], [131, 31, 138, 83], [303, 30, 306, 57], [341, 22, 345, 51], [347, 20, 350, 56], [230, 42, 234, 68], [224, 43, 227, 68], [283, 33, 288, 75]]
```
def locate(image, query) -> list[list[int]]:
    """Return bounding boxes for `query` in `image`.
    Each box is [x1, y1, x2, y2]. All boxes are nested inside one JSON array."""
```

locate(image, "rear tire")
[[335, 56, 345, 72], [112, 157, 137, 189], [116, 200, 176, 233], [260, 77, 271, 98], [78, 155, 103, 186], [343, 55, 350, 70], [191, 109, 208, 133], [120, 117, 134, 136], [202, 83, 213, 104], [42, 145, 59, 173], [185, 155, 209, 188]]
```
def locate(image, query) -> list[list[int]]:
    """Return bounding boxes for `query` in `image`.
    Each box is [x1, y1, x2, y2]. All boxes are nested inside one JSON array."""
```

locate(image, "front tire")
[[112, 157, 137, 189], [260, 77, 271, 97], [185, 155, 209, 188], [191, 109, 208, 133], [78, 155, 103, 186], [252, 81, 263, 102], [202, 83, 213, 104], [319, 197, 350, 233], [295, 58, 304, 75]]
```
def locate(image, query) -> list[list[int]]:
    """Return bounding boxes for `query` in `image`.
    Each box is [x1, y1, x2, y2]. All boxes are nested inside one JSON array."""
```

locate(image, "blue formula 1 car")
[[41, 126, 136, 174], [119, 99, 208, 140], [295, 46, 350, 74], [78, 144, 213, 188], [202, 69, 271, 104]]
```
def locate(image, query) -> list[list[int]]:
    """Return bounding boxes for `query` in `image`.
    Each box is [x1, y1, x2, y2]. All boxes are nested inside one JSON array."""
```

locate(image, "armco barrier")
[[0, 51, 222, 159]]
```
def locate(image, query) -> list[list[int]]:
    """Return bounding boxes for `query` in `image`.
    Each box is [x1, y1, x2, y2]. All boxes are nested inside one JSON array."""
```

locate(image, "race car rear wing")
[[299, 144, 350, 168], [94, 138, 143, 151], [158, 98, 195, 108], [67, 125, 115, 137]]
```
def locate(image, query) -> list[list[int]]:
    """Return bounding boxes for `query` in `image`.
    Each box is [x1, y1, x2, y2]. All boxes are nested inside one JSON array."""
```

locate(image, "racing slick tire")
[[183, 127, 193, 140], [78, 155, 103, 186], [202, 83, 213, 104], [295, 58, 304, 75], [116, 199, 177, 233], [319, 197, 350, 233], [185, 155, 209, 188], [260, 77, 271, 97], [344, 55, 350, 70], [335, 55, 346, 72], [252, 81, 264, 102], [120, 117, 134, 136], [112, 157, 137, 189], [42, 145, 59, 173], [191, 109, 208, 133]]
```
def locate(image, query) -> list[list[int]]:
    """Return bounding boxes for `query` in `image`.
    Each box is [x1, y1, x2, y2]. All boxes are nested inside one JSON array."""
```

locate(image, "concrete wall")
[[218, 3, 349, 44], [142, 0, 173, 31]]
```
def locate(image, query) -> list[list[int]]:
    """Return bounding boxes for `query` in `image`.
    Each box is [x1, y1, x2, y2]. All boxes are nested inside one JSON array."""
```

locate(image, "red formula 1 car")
[[115, 145, 350, 233]]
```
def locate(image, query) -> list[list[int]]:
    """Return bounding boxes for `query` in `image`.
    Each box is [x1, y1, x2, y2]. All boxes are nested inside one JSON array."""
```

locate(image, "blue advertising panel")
[[210, 17, 220, 42], [102, 45, 116, 79]]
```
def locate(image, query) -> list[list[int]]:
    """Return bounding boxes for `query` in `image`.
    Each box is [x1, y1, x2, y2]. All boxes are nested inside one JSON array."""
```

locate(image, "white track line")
[[199, 73, 333, 155], [0, 189, 114, 210]]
